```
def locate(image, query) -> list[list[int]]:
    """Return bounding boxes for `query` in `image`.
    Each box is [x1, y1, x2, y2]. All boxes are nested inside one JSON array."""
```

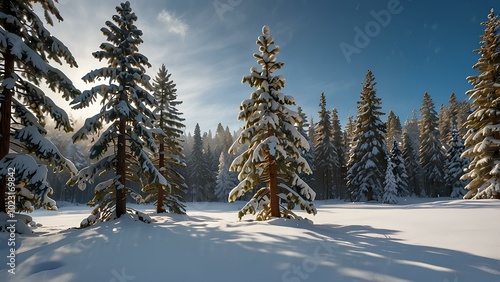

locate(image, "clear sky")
[[45, 0, 499, 134]]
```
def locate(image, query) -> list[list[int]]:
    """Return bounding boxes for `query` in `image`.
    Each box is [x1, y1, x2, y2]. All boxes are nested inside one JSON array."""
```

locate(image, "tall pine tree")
[[445, 126, 469, 198], [419, 92, 445, 197], [390, 140, 409, 196], [402, 125, 422, 196], [346, 70, 387, 202], [187, 123, 204, 201], [385, 111, 402, 151], [69, 1, 164, 225], [0, 0, 79, 215], [141, 64, 186, 214], [314, 93, 336, 199], [229, 25, 316, 220], [331, 107, 347, 199], [462, 9, 500, 199]]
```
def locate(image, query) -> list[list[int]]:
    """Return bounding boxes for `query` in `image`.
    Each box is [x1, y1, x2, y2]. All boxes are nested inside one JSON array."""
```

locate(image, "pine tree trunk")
[[116, 92, 127, 218], [268, 126, 280, 218], [157, 137, 165, 213], [0, 32, 14, 214]]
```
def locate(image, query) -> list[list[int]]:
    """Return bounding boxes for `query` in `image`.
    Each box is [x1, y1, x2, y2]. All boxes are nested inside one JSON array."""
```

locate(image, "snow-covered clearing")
[[1, 198, 499, 282]]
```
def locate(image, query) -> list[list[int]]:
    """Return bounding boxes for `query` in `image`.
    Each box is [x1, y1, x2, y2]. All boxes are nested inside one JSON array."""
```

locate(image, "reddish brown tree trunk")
[[0, 44, 14, 213], [268, 126, 280, 218], [115, 92, 127, 218], [157, 138, 165, 213]]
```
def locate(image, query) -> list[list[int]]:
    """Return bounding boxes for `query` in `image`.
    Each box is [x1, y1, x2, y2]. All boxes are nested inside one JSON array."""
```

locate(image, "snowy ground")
[[1, 198, 499, 282]]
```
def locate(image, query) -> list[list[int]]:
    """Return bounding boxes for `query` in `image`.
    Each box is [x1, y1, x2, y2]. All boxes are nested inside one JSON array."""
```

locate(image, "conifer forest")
[[0, 1, 499, 282]]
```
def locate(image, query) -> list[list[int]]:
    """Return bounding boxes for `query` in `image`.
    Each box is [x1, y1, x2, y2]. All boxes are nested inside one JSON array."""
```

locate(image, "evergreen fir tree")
[[141, 64, 186, 214], [419, 92, 445, 197], [402, 124, 422, 196], [215, 151, 238, 202], [385, 111, 402, 151], [405, 111, 421, 154], [390, 140, 409, 196], [382, 158, 398, 204], [346, 70, 387, 202], [314, 93, 336, 199], [438, 103, 451, 151], [201, 143, 217, 201], [457, 101, 472, 137], [331, 107, 347, 199], [187, 124, 204, 202], [229, 25, 316, 220], [462, 9, 500, 199], [0, 0, 80, 215], [297, 107, 315, 190], [69, 1, 163, 225], [445, 126, 469, 198], [344, 115, 357, 165]]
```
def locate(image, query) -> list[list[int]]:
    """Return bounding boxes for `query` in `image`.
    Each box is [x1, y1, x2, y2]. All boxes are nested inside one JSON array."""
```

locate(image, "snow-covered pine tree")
[[385, 111, 402, 151], [68, 1, 164, 226], [419, 92, 445, 197], [402, 125, 422, 196], [346, 70, 387, 202], [438, 104, 450, 151], [314, 93, 337, 199], [331, 107, 347, 199], [297, 107, 315, 190], [382, 158, 398, 204], [462, 9, 500, 199], [229, 25, 316, 220], [308, 117, 316, 150], [215, 150, 238, 202], [202, 143, 217, 201], [344, 115, 356, 164], [141, 64, 186, 214], [0, 0, 80, 216], [390, 140, 409, 196], [445, 126, 469, 198], [405, 111, 421, 153], [458, 100, 472, 137]]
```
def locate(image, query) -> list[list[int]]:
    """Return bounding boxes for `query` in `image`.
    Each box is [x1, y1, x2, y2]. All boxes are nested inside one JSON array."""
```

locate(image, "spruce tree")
[[462, 9, 500, 199], [402, 125, 421, 196], [0, 0, 80, 215], [297, 107, 315, 190], [314, 93, 336, 199], [229, 25, 316, 220], [445, 126, 469, 198], [201, 143, 217, 201], [419, 92, 445, 197], [69, 1, 164, 225], [141, 64, 186, 214], [215, 151, 238, 202], [346, 70, 387, 202], [382, 158, 398, 204], [331, 107, 347, 199], [390, 140, 409, 196], [187, 123, 204, 202], [385, 111, 402, 151]]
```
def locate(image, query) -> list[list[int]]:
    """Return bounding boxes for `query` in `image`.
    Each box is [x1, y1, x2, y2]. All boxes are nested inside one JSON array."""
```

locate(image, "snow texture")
[[0, 200, 498, 281]]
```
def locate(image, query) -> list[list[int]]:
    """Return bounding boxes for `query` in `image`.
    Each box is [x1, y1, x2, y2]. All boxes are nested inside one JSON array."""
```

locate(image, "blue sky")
[[47, 0, 499, 134]]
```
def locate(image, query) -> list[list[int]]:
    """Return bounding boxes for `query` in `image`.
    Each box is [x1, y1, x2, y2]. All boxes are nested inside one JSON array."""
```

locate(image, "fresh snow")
[[0, 199, 499, 282]]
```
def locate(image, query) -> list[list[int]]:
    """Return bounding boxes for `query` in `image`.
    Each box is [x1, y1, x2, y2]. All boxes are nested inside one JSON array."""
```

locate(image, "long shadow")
[[296, 223, 500, 282], [1, 215, 499, 282]]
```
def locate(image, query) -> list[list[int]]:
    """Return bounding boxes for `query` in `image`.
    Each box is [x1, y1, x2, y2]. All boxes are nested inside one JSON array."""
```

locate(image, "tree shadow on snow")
[[295, 223, 500, 282]]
